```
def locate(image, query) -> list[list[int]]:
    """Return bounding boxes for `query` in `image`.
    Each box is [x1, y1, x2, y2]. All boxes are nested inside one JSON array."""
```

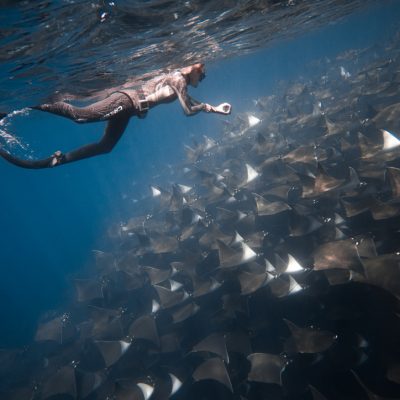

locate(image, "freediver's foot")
[[50, 150, 66, 167]]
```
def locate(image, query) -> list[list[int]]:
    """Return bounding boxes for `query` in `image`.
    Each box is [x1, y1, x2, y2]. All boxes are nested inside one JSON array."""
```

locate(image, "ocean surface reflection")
[[0, 0, 376, 110]]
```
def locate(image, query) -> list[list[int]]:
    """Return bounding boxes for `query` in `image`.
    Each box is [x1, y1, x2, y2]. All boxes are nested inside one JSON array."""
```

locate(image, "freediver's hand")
[[213, 103, 232, 115], [203, 103, 213, 113]]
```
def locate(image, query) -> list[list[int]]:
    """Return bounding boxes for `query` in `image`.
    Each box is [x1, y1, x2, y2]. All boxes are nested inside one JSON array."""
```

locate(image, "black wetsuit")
[[0, 71, 206, 169]]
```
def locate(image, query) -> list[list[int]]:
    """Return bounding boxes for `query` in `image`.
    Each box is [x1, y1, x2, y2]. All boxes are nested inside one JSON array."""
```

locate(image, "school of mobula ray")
[[2, 36, 400, 400]]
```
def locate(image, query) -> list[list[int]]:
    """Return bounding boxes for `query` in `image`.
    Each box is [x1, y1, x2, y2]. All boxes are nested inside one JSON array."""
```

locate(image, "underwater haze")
[[1, 1, 400, 399]]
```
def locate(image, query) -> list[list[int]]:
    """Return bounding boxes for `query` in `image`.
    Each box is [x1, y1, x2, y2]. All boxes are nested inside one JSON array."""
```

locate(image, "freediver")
[[0, 63, 231, 169]]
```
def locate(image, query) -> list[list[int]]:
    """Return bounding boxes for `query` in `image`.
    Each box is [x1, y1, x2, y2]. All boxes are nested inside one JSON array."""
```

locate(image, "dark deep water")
[[1, 1, 400, 399]]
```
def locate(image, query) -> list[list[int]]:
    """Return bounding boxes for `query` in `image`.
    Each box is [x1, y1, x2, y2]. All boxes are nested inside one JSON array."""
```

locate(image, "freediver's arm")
[[169, 81, 207, 116], [165, 75, 231, 116], [186, 97, 231, 115], [173, 84, 231, 116]]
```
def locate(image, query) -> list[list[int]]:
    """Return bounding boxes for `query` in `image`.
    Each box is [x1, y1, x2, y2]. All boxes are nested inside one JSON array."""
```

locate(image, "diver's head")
[[181, 63, 206, 87]]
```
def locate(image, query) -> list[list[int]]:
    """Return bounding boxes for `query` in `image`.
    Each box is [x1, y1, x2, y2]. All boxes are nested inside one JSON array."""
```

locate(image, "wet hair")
[[179, 63, 206, 83], [191, 63, 205, 73], [181, 63, 205, 75]]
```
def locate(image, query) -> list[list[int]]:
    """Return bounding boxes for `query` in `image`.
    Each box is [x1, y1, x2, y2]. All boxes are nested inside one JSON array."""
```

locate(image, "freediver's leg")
[[31, 92, 133, 123], [60, 114, 130, 164], [0, 115, 130, 169]]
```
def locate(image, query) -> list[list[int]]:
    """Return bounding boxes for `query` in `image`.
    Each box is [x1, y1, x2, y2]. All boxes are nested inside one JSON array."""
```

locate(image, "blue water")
[[0, 0, 399, 350]]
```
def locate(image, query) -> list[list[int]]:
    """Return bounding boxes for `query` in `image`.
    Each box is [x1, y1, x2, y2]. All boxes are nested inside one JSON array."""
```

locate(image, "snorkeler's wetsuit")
[[0, 72, 206, 169]]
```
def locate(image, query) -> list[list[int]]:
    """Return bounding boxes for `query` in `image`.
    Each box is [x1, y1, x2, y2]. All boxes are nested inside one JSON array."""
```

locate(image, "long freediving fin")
[[0, 149, 54, 169]]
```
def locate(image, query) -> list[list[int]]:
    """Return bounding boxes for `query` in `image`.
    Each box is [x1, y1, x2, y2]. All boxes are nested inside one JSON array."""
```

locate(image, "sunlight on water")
[[0, 108, 30, 149], [0, 0, 377, 110]]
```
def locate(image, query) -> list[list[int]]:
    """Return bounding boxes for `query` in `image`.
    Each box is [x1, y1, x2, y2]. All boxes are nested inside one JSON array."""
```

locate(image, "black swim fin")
[[0, 112, 7, 120], [0, 149, 54, 169]]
